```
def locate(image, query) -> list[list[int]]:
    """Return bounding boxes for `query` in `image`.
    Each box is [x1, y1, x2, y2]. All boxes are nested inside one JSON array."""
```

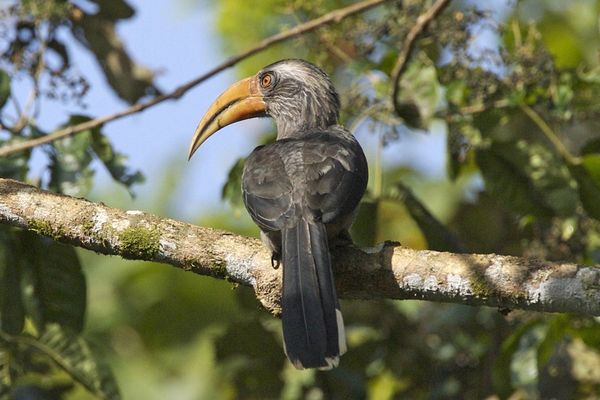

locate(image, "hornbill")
[[188, 59, 368, 369]]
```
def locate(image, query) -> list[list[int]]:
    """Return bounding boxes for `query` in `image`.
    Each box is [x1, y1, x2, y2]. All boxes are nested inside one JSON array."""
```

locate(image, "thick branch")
[[391, 0, 451, 114], [0, 0, 392, 158], [1, 178, 600, 316]]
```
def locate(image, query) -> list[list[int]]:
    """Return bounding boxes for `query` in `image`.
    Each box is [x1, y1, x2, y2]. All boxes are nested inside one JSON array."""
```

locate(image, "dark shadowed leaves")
[[18, 232, 86, 334], [48, 116, 95, 197], [0, 344, 10, 398], [476, 142, 554, 217], [569, 154, 600, 220], [215, 318, 285, 398], [0, 70, 9, 110], [70, 0, 158, 104], [0, 137, 31, 181], [580, 137, 600, 155], [91, 129, 144, 194], [0, 228, 24, 335], [36, 324, 120, 400]]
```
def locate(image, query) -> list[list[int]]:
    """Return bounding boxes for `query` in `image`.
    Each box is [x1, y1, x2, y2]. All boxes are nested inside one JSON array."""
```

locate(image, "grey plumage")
[[241, 59, 368, 369]]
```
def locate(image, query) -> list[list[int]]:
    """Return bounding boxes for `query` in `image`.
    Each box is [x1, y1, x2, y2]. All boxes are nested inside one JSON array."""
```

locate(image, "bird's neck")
[[274, 111, 337, 140]]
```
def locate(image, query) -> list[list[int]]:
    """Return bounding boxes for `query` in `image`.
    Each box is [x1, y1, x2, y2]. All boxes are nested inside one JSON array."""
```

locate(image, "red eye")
[[261, 74, 272, 88]]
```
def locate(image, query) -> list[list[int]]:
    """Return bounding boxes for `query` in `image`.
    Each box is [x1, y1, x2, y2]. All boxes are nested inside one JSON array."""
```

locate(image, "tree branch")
[[1, 177, 600, 316], [391, 0, 451, 115], [0, 0, 393, 158]]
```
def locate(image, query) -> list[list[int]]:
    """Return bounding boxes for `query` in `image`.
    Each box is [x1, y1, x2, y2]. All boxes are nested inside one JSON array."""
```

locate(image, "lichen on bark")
[[118, 226, 160, 260]]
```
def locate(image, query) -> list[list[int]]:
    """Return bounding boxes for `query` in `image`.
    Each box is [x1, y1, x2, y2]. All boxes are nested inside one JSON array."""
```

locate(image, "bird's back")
[[242, 127, 368, 233]]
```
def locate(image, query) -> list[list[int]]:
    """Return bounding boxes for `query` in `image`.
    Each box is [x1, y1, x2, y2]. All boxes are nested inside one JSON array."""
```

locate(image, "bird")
[[188, 59, 368, 369]]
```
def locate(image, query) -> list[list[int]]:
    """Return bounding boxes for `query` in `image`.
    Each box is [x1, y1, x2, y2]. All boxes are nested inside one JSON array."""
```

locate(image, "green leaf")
[[48, 116, 95, 197], [90, 129, 144, 194], [35, 324, 120, 400], [396, 54, 443, 129], [580, 137, 600, 155], [0, 228, 24, 335], [569, 154, 600, 219], [215, 318, 284, 398], [493, 318, 544, 398], [71, 6, 158, 104], [0, 136, 31, 181], [350, 198, 379, 247], [221, 157, 246, 214], [0, 344, 11, 398], [0, 70, 9, 111], [18, 233, 86, 333], [446, 80, 469, 107], [476, 143, 554, 217], [391, 183, 464, 252], [536, 315, 568, 371]]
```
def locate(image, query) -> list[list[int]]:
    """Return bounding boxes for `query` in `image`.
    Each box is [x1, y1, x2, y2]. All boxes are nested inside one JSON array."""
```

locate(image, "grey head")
[[257, 59, 340, 139]]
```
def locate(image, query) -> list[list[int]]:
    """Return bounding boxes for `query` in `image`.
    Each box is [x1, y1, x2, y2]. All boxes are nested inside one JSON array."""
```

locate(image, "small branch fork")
[[1, 177, 600, 317], [390, 0, 452, 114], [0, 0, 393, 158]]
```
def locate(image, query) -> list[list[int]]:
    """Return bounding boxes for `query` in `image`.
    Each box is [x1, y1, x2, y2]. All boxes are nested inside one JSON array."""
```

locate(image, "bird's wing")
[[242, 130, 368, 229], [300, 131, 368, 224], [242, 144, 294, 231]]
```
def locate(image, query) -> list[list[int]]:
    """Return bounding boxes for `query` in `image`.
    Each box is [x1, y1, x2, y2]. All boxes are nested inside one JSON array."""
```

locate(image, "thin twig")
[[14, 23, 50, 133], [520, 104, 579, 165], [390, 0, 451, 115], [0, 0, 392, 158]]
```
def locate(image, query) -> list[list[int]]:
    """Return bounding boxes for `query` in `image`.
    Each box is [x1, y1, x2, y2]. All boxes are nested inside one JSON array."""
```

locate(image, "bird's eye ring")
[[260, 73, 273, 88]]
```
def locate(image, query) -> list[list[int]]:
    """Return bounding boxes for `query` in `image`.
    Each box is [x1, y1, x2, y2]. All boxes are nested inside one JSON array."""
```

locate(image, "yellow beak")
[[188, 76, 266, 159]]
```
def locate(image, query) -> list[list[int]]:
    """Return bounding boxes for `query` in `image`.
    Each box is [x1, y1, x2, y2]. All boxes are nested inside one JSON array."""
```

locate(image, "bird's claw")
[[271, 254, 281, 269]]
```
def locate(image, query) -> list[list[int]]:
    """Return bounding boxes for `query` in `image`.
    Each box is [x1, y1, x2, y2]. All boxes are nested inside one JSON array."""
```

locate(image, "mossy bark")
[[1, 177, 600, 316]]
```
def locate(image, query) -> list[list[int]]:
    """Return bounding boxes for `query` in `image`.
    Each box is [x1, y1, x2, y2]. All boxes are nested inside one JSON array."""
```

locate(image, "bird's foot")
[[331, 229, 355, 248], [271, 253, 281, 269]]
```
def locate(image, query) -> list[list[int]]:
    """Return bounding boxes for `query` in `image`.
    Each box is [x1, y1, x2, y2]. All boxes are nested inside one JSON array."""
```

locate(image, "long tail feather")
[[281, 219, 346, 369]]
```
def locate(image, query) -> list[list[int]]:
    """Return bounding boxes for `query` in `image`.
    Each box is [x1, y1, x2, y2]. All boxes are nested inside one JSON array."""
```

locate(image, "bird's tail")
[[281, 218, 346, 369]]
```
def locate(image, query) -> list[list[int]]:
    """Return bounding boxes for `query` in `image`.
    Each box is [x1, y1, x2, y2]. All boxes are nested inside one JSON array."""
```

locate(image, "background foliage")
[[2, 0, 600, 398]]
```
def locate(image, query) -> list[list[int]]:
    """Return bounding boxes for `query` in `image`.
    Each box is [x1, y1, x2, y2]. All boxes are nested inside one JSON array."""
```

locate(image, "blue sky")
[[14, 1, 451, 222]]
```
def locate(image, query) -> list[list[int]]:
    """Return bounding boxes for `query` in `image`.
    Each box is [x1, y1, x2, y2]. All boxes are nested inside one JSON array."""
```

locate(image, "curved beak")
[[188, 76, 266, 160]]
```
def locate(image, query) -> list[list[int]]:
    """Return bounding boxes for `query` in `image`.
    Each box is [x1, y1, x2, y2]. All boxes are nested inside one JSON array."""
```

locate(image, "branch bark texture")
[[1, 178, 600, 316]]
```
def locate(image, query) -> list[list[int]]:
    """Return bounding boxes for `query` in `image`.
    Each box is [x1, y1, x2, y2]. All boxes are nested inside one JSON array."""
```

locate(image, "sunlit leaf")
[[221, 157, 246, 215], [391, 183, 464, 252], [36, 324, 120, 400], [350, 198, 379, 247], [367, 369, 409, 400], [446, 80, 469, 107], [396, 54, 444, 129]]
